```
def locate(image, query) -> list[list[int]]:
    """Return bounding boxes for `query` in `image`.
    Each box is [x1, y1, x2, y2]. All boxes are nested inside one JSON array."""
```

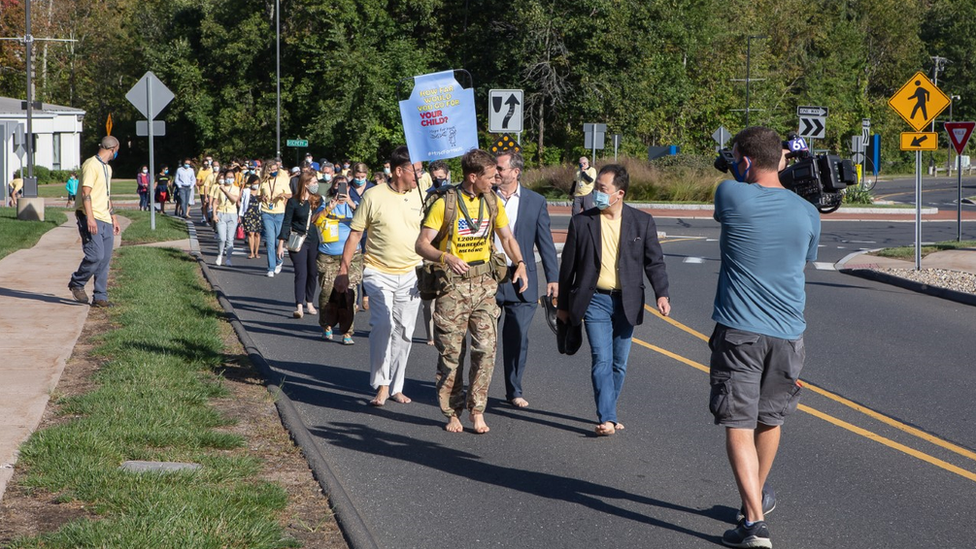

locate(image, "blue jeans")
[[261, 212, 284, 272], [69, 216, 114, 301], [583, 292, 635, 424]]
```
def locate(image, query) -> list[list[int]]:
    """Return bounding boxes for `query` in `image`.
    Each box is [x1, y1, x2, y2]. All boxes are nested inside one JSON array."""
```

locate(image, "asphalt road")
[[873, 174, 976, 209], [197, 214, 976, 548]]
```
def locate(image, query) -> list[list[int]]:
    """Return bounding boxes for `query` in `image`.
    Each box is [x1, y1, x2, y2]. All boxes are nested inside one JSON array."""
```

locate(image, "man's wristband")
[[439, 252, 446, 264], [516, 260, 525, 265]]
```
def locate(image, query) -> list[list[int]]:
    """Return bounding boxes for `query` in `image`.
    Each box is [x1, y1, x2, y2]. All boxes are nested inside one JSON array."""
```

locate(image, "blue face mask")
[[594, 190, 613, 210], [731, 157, 750, 183], [352, 178, 366, 187], [113, 150, 118, 160], [270, 171, 278, 177], [184, 163, 190, 168], [164, 169, 169, 175]]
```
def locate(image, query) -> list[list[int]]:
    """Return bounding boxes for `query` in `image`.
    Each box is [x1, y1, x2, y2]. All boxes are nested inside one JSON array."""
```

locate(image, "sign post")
[[888, 71, 951, 269], [583, 123, 606, 162], [126, 71, 174, 231], [712, 126, 731, 151], [945, 121, 975, 241]]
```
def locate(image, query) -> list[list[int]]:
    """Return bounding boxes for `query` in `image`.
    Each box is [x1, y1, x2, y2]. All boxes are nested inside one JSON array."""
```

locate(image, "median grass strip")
[[873, 240, 976, 261], [7, 246, 299, 548], [0, 207, 68, 260], [117, 210, 189, 244]]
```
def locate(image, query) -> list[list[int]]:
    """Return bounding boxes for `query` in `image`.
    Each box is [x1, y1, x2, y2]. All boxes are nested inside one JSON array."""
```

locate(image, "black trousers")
[[288, 246, 319, 305]]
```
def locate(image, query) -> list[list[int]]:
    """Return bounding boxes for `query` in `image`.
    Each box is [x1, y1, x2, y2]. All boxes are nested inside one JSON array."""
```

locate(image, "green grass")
[[38, 179, 138, 199], [8, 247, 299, 549], [0, 207, 68, 260], [873, 240, 976, 260], [117, 210, 189, 244]]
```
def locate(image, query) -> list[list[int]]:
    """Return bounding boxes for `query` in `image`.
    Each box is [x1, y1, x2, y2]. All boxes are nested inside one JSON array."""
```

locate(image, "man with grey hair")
[[68, 136, 122, 307], [571, 156, 597, 215]]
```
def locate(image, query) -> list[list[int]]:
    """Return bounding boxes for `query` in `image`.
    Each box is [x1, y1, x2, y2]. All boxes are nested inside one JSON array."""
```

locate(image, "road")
[[198, 211, 976, 548]]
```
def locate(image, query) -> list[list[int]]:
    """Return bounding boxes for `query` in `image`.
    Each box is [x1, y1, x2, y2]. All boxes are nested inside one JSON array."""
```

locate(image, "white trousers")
[[362, 267, 421, 394]]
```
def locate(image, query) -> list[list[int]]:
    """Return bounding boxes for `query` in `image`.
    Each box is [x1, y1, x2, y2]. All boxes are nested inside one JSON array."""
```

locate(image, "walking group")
[[64, 126, 819, 548]]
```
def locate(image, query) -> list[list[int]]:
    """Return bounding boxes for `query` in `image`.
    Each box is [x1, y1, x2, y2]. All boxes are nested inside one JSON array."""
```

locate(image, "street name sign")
[[286, 139, 309, 147], [944, 121, 976, 155], [900, 132, 938, 151], [888, 71, 951, 132]]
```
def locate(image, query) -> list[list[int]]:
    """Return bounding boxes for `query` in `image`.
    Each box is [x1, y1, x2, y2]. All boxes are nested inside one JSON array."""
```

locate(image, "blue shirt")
[[318, 202, 355, 256], [712, 180, 821, 340]]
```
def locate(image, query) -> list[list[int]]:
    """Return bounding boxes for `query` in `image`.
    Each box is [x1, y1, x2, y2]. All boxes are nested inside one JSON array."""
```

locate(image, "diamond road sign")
[[712, 126, 731, 147], [125, 72, 174, 120], [286, 139, 309, 147], [888, 71, 951, 132]]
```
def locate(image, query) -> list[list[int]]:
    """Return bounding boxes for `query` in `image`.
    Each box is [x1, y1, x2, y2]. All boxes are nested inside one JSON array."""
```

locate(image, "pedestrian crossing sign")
[[888, 71, 951, 132]]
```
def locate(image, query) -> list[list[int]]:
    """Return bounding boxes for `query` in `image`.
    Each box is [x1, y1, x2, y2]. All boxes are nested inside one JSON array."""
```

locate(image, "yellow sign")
[[900, 132, 938, 151], [106, 113, 113, 136], [888, 71, 951, 132]]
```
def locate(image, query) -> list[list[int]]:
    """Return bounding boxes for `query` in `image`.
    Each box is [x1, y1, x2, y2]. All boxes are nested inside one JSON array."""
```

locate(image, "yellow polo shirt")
[[75, 155, 113, 224], [596, 213, 622, 290], [209, 183, 240, 214], [350, 184, 425, 274], [423, 191, 509, 264], [259, 172, 291, 214]]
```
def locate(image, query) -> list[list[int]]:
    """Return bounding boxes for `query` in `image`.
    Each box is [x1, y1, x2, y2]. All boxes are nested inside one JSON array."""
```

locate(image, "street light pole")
[[275, 0, 281, 160]]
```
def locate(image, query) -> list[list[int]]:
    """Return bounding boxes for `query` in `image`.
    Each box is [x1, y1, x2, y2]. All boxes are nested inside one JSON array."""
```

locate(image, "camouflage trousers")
[[317, 251, 363, 331], [434, 273, 499, 417]]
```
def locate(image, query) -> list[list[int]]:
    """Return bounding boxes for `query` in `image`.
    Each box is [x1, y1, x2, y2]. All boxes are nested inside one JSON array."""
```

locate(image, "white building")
[[0, 97, 85, 184]]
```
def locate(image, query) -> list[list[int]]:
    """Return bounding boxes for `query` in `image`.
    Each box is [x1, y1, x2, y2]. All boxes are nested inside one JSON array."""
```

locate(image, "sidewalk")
[[0, 218, 191, 502]]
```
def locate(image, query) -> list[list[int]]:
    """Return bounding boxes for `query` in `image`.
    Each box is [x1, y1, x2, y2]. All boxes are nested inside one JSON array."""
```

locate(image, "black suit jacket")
[[496, 187, 559, 304], [558, 205, 669, 326]]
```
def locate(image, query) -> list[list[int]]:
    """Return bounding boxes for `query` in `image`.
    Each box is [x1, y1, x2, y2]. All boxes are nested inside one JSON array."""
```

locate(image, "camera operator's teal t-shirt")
[[712, 180, 821, 340]]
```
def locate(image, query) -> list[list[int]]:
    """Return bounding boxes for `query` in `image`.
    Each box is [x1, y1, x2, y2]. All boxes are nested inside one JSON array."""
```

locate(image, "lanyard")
[[95, 155, 111, 197]]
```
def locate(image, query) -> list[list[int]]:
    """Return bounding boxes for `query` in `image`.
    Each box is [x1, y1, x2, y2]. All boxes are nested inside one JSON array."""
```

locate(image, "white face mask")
[[250, 184, 259, 191], [142, 168, 148, 173], [224, 178, 234, 185]]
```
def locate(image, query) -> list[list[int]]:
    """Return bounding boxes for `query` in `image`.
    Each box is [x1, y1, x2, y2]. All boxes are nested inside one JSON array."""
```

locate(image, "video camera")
[[715, 133, 857, 214]]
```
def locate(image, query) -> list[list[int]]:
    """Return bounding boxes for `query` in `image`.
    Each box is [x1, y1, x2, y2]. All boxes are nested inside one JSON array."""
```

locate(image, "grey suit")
[[495, 186, 559, 401]]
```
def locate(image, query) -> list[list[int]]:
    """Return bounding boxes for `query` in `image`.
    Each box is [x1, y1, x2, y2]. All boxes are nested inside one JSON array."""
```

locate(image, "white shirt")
[[495, 184, 521, 265], [175, 166, 196, 188]]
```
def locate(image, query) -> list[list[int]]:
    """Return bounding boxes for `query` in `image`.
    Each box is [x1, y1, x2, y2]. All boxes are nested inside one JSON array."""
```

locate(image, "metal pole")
[[915, 150, 922, 271], [275, 0, 281, 159], [148, 77, 156, 231], [958, 153, 963, 241], [25, 0, 34, 187], [745, 38, 751, 127]]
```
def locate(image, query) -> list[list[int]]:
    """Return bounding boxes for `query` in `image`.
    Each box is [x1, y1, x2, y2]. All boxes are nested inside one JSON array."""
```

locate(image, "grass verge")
[[7, 246, 300, 548], [873, 240, 976, 261], [0, 207, 68, 260], [37, 180, 138, 199], [117, 210, 189, 244]]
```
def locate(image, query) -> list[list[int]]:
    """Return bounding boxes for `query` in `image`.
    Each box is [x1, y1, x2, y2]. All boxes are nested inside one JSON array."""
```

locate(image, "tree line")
[[0, 0, 971, 173]]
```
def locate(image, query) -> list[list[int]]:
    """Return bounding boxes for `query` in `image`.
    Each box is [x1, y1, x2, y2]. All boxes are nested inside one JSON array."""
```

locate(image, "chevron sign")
[[798, 116, 826, 139]]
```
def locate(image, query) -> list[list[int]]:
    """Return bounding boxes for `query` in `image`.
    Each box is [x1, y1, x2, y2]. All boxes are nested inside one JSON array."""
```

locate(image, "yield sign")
[[944, 121, 976, 155], [888, 71, 951, 132], [125, 71, 175, 120]]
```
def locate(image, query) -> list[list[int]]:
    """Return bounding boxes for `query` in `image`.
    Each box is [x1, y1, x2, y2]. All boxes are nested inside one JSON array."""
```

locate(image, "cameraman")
[[708, 126, 820, 549]]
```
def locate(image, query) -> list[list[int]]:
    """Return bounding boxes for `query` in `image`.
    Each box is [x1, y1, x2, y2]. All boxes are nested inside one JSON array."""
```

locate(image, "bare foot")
[[445, 416, 463, 433], [369, 387, 389, 407], [390, 392, 411, 404], [614, 422, 625, 430], [471, 413, 490, 434], [509, 397, 529, 408], [595, 422, 616, 436]]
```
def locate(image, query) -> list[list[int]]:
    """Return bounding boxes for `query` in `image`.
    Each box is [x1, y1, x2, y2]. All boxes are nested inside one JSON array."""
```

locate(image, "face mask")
[[383, 168, 391, 175], [224, 178, 234, 185], [184, 163, 190, 168], [212, 166, 220, 171], [343, 164, 350, 169], [113, 150, 118, 160], [142, 168, 148, 173], [352, 178, 366, 187], [433, 178, 447, 188], [307, 183, 319, 194], [731, 157, 750, 183], [594, 190, 618, 211], [270, 171, 278, 177], [323, 173, 333, 182], [164, 169, 169, 175], [250, 184, 259, 191]]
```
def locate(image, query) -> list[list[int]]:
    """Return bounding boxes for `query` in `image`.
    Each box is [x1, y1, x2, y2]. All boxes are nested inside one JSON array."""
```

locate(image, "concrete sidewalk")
[[0, 217, 193, 501]]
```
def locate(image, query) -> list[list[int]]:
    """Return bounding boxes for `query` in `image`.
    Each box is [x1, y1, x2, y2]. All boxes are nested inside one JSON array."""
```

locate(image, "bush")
[[522, 155, 720, 203], [13, 166, 78, 185]]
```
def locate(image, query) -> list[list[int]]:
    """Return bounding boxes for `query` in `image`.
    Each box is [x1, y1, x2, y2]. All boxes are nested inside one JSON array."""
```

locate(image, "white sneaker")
[[267, 271, 275, 278], [274, 263, 283, 274], [215, 255, 223, 266]]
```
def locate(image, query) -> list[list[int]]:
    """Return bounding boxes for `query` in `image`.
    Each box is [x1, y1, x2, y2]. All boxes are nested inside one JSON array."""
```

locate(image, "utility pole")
[[275, 0, 281, 160], [731, 35, 767, 127], [930, 56, 949, 175]]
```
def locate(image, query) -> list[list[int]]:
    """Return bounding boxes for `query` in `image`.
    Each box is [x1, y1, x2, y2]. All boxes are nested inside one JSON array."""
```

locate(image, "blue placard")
[[399, 70, 479, 163]]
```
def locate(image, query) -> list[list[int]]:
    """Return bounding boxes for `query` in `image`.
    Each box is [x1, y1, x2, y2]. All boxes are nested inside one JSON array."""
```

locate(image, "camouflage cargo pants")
[[434, 273, 499, 416], [317, 251, 363, 331]]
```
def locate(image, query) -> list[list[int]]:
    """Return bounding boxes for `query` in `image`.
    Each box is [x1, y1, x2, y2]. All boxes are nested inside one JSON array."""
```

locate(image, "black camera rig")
[[714, 134, 857, 214]]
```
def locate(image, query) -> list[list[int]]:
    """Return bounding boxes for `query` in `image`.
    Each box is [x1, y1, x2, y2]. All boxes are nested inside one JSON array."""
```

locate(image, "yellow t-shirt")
[[196, 168, 212, 188], [417, 172, 433, 193], [209, 183, 240, 214], [349, 183, 425, 274], [596, 213, 622, 290], [201, 171, 218, 200], [574, 167, 597, 196], [259, 173, 291, 215], [9, 178, 23, 193], [423, 190, 509, 264], [75, 155, 113, 224]]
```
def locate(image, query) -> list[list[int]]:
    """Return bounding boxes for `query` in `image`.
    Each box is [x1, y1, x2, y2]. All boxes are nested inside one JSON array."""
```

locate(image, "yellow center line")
[[642, 304, 976, 464], [631, 336, 976, 483]]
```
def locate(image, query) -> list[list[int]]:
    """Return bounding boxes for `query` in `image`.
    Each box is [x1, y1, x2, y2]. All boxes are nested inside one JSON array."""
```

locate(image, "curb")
[[185, 219, 380, 549], [837, 250, 976, 307]]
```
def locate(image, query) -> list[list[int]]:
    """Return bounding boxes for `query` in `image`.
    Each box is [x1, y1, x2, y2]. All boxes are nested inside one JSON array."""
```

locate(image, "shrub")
[[13, 166, 78, 185]]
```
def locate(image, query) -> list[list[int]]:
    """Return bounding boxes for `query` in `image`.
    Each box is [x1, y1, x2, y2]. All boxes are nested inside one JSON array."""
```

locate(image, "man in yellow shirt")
[[335, 146, 425, 407], [7, 173, 23, 207], [415, 149, 527, 435], [68, 136, 122, 307], [259, 160, 292, 276], [571, 156, 597, 215]]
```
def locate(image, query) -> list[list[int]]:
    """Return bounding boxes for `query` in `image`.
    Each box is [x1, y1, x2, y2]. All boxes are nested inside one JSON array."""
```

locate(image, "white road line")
[[683, 257, 705, 264], [813, 262, 835, 270]]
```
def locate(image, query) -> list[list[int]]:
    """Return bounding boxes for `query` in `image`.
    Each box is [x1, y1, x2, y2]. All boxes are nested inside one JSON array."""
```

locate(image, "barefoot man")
[[415, 149, 527, 434]]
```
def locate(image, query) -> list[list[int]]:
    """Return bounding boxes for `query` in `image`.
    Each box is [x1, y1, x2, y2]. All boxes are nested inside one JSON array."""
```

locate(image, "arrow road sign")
[[125, 72, 174, 120], [944, 121, 976, 155], [798, 116, 826, 139], [712, 126, 731, 148], [797, 106, 828, 117], [900, 132, 938, 151], [488, 89, 523, 133]]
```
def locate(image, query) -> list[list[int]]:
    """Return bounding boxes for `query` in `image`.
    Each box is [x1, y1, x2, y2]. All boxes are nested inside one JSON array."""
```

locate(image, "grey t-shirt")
[[712, 180, 821, 340]]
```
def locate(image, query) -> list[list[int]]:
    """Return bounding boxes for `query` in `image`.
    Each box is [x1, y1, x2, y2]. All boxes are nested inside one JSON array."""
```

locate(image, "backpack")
[[426, 185, 500, 252]]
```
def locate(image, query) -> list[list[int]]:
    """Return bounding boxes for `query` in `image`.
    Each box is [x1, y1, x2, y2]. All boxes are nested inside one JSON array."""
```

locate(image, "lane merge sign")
[[888, 71, 951, 132], [944, 121, 976, 155], [900, 132, 938, 151]]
